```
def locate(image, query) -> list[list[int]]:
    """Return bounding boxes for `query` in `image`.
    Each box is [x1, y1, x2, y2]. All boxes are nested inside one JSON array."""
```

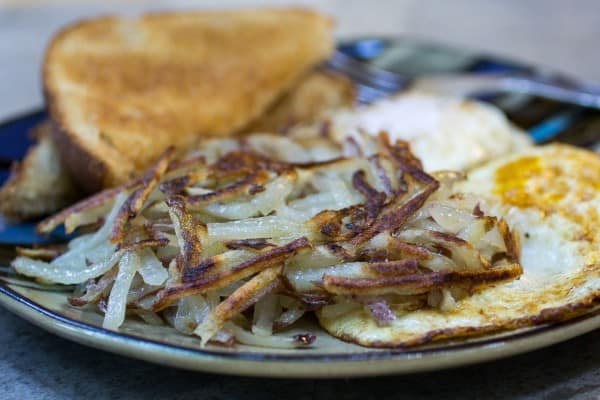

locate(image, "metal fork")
[[327, 50, 600, 109]]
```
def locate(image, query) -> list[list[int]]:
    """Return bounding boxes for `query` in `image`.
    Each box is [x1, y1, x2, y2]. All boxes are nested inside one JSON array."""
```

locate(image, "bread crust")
[[43, 16, 121, 192], [47, 117, 107, 193]]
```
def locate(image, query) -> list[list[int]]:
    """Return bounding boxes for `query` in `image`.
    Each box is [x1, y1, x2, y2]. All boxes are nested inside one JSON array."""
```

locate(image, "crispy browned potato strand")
[[13, 132, 522, 348]]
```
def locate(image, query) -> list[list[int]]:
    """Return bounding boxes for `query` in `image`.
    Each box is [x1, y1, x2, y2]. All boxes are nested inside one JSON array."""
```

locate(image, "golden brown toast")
[[242, 70, 354, 134], [44, 9, 334, 192], [0, 122, 80, 220]]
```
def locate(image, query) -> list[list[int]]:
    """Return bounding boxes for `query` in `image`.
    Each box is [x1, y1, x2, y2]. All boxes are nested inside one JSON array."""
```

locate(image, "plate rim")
[[1, 280, 598, 378]]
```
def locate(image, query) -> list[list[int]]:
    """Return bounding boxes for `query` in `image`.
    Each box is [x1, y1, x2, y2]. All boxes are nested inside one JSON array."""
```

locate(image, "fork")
[[327, 50, 600, 108]]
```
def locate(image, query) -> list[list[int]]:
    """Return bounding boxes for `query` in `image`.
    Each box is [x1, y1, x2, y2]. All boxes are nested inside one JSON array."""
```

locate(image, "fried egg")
[[316, 91, 531, 171], [317, 144, 600, 347]]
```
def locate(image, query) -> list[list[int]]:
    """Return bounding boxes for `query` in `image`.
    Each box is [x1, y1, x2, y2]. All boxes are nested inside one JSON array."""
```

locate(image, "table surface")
[[0, 1, 599, 399]]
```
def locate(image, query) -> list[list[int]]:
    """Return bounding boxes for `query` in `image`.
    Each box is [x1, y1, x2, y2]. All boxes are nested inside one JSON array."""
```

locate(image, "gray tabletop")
[[0, 2, 599, 399], [1, 308, 598, 399]]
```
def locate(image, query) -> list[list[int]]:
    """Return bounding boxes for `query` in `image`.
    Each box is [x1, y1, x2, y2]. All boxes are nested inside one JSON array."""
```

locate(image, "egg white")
[[321, 91, 531, 172]]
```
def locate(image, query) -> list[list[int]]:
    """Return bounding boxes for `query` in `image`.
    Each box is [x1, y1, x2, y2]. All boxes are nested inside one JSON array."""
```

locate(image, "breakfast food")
[[13, 133, 523, 348], [0, 121, 79, 219], [319, 144, 600, 347], [293, 91, 532, 171], [44, 9, 334, 192], [242, 70, 355, 134]]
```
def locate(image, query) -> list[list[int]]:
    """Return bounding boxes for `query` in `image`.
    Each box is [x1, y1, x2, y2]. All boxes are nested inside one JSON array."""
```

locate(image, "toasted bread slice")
[[0, 121, 79, 220], [44, 9, 334, 192], [242, 70, 355, 134]]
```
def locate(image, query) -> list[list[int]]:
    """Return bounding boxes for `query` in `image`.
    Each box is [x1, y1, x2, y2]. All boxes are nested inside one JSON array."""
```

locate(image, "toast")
[[44, 9, 334, 192], [242, 70, 354, 134], [0, 121, 79, 220]]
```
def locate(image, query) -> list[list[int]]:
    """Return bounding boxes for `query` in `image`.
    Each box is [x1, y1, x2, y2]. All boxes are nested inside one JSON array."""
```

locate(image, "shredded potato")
[[137, 248, 168, 286], [103, 251, 140, 330], [12, 132, 521, 348]]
